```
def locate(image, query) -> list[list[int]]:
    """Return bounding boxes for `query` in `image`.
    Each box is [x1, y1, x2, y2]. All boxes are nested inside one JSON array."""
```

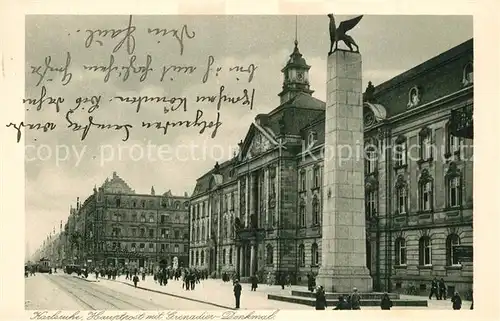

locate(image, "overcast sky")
[[24, 15, 472, 255]]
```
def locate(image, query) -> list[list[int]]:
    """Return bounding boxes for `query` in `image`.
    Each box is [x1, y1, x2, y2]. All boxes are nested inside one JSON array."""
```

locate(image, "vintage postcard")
[[0, 1, 499, 320]]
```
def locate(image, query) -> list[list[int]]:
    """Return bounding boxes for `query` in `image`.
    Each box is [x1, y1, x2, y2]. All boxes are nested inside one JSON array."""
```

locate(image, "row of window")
[[191, 193, 236, 221], [106, 213, 186, 224], [191, 247, 235, 266], [299, 166, 321, 192], [191, 217, 236, 242], [110, 227, 188, 240], [98, 242, 184, 253], [112, 198, 187, 210], [395, 234, 463, 266], [298, 196, 321, 227], [366, 174, 463, 217]]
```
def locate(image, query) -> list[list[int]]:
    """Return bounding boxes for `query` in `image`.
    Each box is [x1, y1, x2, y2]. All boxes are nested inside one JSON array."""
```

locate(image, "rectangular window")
[[149, 243, 154, 252], [139, 243, 145, 252], [131, 228, 137, 237], [299, 204, 306, 227], [174, 244, 179, 253], [395, 143, 407, 167], [131, 243, 136, 252], [449, 177, 460, 208], [160, 244, 165, 252], [421, 136, 432, 160], [397, 188, 407, 214], [366, 191, 376, 218], [313, 167, 320, 188], [422, 182, 432, 211], [300, 171, 306, 191], [161, 228, 167, 238], [140, 228, 145, 237], [148, 229, 154, 238], [424, 241, 431, 265]]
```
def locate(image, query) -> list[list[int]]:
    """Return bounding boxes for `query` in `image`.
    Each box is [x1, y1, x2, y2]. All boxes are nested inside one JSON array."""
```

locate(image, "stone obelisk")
[[316, 50, 372, 293]]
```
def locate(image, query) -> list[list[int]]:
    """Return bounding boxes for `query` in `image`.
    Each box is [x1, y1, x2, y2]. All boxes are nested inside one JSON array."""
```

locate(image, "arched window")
[[462, 62, 473, 86], [299, 200, 306, 227], [298, 244, 305, 267], [394, 135, 407, 167], [419, 128, 433, 160], [140, 214, 146, 223], [312, 196, 320, 226], [311, 243, 319, 266], [195, 251, 199, 266], [419, 170, 433, 212], [419, 236, 432, 266], [446, 234, 461, 266], [149, 214, 154, 223], [116, 198, 121, 207], [230, 216, 234, 238], [266, 244, 273, 265], [395, 238, 407, 266], [313, 166, 321, 189], [299, 169, 306, 191], [201, 250, 205, 265]]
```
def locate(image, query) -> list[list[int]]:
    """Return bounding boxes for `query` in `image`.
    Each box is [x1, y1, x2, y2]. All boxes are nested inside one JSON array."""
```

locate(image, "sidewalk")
[[100, 275, 472, 310], [101, 275, 306, 310]]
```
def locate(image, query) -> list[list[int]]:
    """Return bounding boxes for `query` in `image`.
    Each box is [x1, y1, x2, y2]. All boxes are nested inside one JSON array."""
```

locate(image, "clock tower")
[[278, 40, 314, 104]]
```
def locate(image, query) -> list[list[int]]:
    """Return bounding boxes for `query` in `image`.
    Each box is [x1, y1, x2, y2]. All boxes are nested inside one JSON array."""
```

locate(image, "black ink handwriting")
[[112, 95, 187, 113], [148, 24, 195, 55], [30, 52, 73, 87], [142, 109, 221, 138], [84, 15, 136, 55], [6, 121, 56, 143], [23, 86, 65, 113], [65, 109, 132, 142], [83, 54, 153, 83], [73, 95, 102, 113], [160, 64, 197, 81], [229, 64, 258, 83], [196, 85, 255, 111]]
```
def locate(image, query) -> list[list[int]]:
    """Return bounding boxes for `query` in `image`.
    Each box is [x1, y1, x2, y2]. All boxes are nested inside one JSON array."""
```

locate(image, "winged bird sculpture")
[[328, 14, 363, 55]]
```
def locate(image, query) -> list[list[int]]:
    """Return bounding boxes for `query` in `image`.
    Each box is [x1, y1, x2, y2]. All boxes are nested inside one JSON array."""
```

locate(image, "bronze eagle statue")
[[328, 14, 363, 55]]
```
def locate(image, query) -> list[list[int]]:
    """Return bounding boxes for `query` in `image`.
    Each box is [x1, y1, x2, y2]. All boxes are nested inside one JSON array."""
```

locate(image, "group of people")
[[428, 277, 472, 310]]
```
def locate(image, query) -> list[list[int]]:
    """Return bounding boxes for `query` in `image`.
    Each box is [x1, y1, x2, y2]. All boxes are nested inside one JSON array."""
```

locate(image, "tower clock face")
[[297, 71, 304, 81]]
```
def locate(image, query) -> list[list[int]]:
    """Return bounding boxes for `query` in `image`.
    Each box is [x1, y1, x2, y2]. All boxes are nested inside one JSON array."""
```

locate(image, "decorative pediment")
[[363, 102, 387, 128], [445, 161, 461, 177], [240, 123, 278, 161], [395, 174, 407, 189], [418, 169, 433, 183]]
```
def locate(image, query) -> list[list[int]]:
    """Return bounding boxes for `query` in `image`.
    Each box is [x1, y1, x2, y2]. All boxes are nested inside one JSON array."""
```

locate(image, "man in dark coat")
[[315, 286, 327, 310], [429, 277, 439, 300], [233, 279, 242, 309], [349, 287, 361, 310], [334, 296, 350, 310], [451, 291, 462, 310], [439, 278, 447, 300], [380, 293, 393, 310], [250, 275, 258, 291]]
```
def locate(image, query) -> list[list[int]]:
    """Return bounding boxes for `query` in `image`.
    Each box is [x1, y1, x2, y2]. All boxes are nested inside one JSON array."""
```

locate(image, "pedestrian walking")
[[250, 275, 258, 291], [133, 274, 139, 288], [315, 286, 327, 310], [349, 287, 361, 310], [233, 279, 242, 309], [333, 296, 350, 310], [451, 291, 462, 310], [380, 292, 393, 310], [439, 278, 447, 300], [429, 277, 439, 300]]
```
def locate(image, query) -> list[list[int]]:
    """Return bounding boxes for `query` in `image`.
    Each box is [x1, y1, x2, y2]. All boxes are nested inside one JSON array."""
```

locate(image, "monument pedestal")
[[316, 50, 372, 293]]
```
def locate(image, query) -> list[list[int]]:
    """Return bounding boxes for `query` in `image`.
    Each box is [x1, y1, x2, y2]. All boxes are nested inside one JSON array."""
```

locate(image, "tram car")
[[38, 257, 52, 273]]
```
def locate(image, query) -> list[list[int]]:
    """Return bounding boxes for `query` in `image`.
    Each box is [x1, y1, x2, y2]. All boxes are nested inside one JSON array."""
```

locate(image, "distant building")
[[189, 39, 473, 295], [60, 172, 190, 270]]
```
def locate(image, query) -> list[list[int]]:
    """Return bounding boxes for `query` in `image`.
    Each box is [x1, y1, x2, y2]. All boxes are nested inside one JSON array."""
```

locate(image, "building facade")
[[189, 39, 473, 295], [57, 172, 190, 270]]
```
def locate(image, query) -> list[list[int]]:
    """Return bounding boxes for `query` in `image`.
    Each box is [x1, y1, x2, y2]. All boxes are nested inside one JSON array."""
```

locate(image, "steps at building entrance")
[[268, 294, 428, 307], [291, 290, 400, 300]]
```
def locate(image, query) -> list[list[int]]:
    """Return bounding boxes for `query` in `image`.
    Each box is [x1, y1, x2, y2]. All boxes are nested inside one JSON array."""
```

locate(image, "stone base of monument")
[[267, 290, 428, 307]]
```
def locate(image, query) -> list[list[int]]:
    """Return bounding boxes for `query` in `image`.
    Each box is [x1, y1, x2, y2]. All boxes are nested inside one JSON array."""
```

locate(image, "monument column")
[[316, 50, 372, 293]]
